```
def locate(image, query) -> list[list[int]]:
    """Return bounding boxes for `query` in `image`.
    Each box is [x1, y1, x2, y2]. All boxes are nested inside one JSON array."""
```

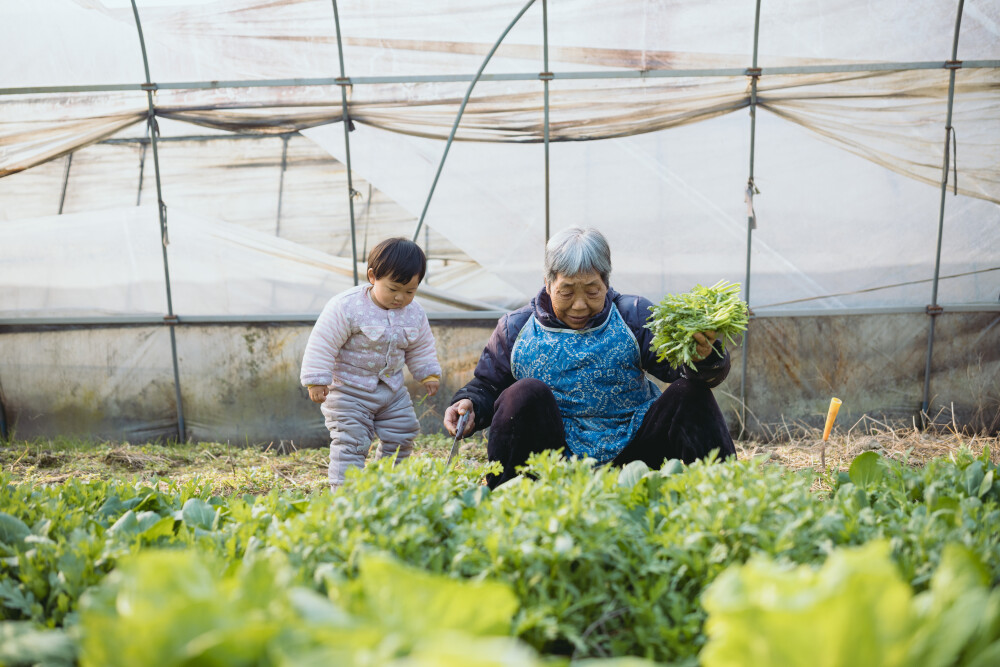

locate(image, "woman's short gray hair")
[[544, 227, 612, 286]]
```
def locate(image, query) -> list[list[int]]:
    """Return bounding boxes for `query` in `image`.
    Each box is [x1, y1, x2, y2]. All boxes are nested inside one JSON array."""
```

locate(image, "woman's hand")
[[444, 399, 476, 436], [692, 330, 718, 362], [308, 385, 330, 403]]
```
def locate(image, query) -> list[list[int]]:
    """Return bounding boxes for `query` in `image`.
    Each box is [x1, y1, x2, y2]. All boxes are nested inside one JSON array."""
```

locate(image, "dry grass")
[[103, 446, 172, 471], [739, 411, 998, 472], [736, 407, 998, 493], [0, 434, 489, 495], [1, 425, 996, 496]]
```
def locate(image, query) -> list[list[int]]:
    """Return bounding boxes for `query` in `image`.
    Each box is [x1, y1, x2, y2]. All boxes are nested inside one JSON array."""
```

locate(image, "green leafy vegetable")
[[0, 513, 31, 548], [617, 460, 650, 488], [849, 451, 884, 490], [0, 622, 76, 667], [78, 548, 544, 667], [1, 445, 998, 663], [646, 280, 749, 370], [700, 541, 1000, 667]]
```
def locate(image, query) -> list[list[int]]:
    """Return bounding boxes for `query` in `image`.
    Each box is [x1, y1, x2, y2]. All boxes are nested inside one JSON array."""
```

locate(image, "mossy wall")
[[1, 311, 996, 445]]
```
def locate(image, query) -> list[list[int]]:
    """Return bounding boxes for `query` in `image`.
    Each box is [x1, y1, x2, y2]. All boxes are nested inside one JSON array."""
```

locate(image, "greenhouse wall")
[[2, 310, 997, 447]]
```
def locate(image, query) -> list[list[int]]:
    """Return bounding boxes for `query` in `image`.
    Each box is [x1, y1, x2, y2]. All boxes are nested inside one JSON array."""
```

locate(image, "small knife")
[[446, 412, 470, 467]]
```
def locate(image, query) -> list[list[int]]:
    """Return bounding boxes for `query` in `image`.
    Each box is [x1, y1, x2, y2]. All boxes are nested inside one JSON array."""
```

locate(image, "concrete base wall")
[[727, 311, 1000, 438], [1, 311, 997, 445]]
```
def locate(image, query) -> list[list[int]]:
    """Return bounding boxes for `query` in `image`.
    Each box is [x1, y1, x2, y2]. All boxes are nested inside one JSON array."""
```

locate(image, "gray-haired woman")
[[443, 227, 736, 488]]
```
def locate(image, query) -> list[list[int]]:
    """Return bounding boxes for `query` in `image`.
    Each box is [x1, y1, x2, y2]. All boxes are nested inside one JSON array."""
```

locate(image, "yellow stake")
[[822, 397, 842, 441], [820, 397, 842, 472]]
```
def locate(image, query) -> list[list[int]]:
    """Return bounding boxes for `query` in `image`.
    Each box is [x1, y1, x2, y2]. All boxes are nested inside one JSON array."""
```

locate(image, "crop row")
[[1, 447, 998, 665]]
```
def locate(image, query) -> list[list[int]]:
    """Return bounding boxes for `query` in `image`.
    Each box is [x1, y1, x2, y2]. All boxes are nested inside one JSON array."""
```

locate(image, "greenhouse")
[[4, 4, 1000, 666], [1, 0, 998, 446]]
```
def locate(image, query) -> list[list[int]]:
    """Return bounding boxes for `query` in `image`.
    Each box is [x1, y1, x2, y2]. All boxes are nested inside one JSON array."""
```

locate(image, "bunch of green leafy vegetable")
[[645, 279, 749, 369]]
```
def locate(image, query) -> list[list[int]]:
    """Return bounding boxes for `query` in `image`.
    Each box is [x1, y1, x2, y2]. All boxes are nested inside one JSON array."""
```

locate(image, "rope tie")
[[160, 200, 169, 246], [943, 125, 958, 195], [745, 178, 759, 229]]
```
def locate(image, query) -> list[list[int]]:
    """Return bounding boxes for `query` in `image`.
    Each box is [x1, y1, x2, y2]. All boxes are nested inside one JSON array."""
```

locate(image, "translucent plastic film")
[[2, 0, 999, 316], [0, 206, 506, 318], [5, 1, 999, 198]]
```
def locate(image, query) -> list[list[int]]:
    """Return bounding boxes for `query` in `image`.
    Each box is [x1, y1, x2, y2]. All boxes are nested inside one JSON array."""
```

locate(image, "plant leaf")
[[618, 461, 650, 488], [849, 451, 883, 490], [181, 498, 217, 531], [0, 513, 31, 547]]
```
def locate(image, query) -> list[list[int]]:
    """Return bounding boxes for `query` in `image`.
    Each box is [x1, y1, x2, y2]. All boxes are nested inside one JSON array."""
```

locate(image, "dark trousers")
[[485, 377, 736, 488]]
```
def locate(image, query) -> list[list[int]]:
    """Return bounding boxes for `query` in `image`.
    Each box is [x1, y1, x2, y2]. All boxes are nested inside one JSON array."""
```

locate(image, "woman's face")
[[546, 271, 608, 329]]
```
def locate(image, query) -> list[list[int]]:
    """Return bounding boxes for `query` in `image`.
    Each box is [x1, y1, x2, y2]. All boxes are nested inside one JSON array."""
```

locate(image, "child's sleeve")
[[404, 312, 442, 383], [300, 297, 352, 387]]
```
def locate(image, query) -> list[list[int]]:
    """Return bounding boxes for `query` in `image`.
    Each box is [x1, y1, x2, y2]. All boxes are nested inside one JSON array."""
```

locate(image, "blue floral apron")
[[510, 304, 660, 463]]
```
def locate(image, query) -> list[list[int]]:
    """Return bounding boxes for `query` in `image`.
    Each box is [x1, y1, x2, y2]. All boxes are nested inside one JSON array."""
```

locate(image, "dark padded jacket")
[[451, 286, 731, 433]]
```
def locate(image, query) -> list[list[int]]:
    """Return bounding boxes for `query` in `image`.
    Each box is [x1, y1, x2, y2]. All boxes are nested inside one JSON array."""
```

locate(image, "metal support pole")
[[542, 0, 551, 243], [136, 141, 147, 206], [331, 0, 359, 286], [58, 153, 73, 214], [0, 380, 8, 442], [131, 0, 186, 441], [739, 0, 762, 440], [921, 0, 965, 424], [362, 182, 373, 259], [5, 60, 1000, 98], [276, 134, 289, 237], [412, 0, 538, 242]]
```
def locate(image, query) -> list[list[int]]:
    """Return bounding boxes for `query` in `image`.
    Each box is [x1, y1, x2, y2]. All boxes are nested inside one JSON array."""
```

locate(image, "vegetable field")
[[2, 431, 999, 666]]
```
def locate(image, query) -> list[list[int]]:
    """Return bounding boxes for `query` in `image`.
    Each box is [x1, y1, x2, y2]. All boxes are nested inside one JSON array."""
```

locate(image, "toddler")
[[301, 237, 441, 490]]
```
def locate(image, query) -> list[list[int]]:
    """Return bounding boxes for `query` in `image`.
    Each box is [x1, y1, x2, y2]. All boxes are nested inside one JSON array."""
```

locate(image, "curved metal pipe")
[[130, 0, 186, 441], [921, 0, 966, 422], [331, 0, 360, 285], [276, 134, 289, 237], [543, 0, 551, 243], [58, 153, 73, 214], [412, 0, 538, 242], [739, 0, 763, 439]]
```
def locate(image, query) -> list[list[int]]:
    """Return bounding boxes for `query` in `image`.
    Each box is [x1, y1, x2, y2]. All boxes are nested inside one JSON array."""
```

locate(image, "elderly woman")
[[443, 227, 736, 488]]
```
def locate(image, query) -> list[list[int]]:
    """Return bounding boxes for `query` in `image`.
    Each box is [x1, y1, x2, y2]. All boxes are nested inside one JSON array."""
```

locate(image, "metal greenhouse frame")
[[1, 0, 998, 443]]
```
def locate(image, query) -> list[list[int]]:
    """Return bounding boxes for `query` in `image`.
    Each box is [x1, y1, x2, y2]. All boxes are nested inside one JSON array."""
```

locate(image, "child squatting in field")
[[301, 238, 442, 490]]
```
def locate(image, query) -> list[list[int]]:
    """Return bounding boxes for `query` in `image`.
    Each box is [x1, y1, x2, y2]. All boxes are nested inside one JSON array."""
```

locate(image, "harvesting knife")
[[446, 412, 470, 467]]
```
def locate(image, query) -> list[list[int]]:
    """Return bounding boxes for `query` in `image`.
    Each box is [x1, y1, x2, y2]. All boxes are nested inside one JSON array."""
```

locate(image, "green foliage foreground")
[[1, 448, 999, 665]]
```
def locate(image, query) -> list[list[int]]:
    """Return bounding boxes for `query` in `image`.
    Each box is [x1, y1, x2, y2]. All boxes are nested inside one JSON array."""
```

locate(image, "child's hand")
[[423, 380, 439, 396], [308, 385, 329, 403]]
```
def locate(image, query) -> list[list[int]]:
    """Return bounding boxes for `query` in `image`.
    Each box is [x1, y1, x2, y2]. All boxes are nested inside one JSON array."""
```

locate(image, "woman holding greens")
[[443, 227, 736, 488]]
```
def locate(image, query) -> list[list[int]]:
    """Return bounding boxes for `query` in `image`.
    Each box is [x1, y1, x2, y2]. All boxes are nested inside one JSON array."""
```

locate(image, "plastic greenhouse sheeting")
[[2, 0, 998, 318], [0, 206, 512, 317]]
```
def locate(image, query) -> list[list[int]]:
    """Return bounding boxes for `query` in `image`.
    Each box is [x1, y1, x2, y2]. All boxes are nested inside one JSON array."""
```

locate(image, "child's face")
[[367, 268, 420, 309]]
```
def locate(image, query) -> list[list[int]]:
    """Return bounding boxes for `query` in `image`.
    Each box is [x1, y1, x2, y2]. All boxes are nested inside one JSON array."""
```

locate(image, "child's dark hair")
[[367, 237, 427, 284]]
